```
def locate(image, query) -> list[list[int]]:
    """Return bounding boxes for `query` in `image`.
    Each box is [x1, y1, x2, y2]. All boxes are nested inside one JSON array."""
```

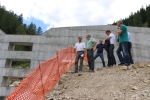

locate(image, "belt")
[[77, 51, 84, 52]]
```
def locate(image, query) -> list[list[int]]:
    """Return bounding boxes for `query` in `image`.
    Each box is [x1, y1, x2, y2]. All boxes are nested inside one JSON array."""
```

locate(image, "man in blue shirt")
[[94, 40, 106, 67], [116, 20, 130, 66]]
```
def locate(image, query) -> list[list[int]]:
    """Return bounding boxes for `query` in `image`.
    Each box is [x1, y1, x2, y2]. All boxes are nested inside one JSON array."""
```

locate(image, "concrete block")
[[0, 87, 6, 96], [95, 63, 103, 69], [133, 27, 141, 33], [127, 26, 134, 32], [0, 60, 6, 68], [0, 76, 3, 85], [0, 43, 9, 51], [63, 28, 69, 37], [5, 87, 15, 96]]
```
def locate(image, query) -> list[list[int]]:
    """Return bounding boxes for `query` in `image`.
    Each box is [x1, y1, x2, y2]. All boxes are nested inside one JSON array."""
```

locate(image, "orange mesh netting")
[[6, 47, 87, 100]]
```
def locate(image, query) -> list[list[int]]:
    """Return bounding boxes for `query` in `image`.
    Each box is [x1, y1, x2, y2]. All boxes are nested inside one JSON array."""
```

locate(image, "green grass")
[[12, 63, 30, 68]]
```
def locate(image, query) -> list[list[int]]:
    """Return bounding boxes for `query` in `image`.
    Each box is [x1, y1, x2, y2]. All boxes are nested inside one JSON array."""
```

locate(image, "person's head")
[[86, 34, 91, 39], [106, 30, 111, 36], [99, 40, 103, 44], [78, 36, 82, 42], [117, 20, 123, 27]]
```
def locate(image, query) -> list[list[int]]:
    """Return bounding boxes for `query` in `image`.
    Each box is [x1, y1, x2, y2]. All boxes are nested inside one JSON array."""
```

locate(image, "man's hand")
[[89, 47, 93, 50], [94, 48, 97, 52]]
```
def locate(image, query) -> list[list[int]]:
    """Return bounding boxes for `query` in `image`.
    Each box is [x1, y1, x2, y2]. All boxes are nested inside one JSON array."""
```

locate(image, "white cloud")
[[1, 0, 150, 29]]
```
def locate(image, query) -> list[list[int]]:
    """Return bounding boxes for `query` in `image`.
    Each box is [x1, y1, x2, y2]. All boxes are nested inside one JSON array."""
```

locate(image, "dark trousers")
[[94, 53, 106, 67], [75, 51, 84, 72], [128, 42, 134, 64], [106, 49, 111, 66], [109, 44, 116, 66], [87, 49, 94, 71], [116, 43, 124, 63], [117, 42, 130, 66]]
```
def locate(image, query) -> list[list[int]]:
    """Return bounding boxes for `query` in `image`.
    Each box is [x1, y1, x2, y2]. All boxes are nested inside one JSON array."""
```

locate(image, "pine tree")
[[16, 24, 26, 35], [37, 26, 43, 34], [146, 6, 150, 27], [140, 6, 147, 24]]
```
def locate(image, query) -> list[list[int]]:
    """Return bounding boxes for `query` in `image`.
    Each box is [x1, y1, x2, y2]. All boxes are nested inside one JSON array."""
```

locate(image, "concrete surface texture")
[[0, 25, 150, 98]]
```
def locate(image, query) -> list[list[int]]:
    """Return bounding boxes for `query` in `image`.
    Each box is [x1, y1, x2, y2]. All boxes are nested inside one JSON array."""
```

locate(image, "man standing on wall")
[[86, 34, 97, 72], [116, 20, 130, 66], [94, 40, 106, 67], [128, 32, 134, 64], [74, 36, 86, 73], [105, 30, 116, 67]]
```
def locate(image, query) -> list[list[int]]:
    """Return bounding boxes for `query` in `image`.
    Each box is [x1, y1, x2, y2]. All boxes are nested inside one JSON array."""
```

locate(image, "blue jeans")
[[117, 42, 130, 65], [94, 53, 106, 67]]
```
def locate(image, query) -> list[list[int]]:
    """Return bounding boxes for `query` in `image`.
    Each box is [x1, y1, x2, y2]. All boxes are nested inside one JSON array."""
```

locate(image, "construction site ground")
[[46, 62, 150, 100]]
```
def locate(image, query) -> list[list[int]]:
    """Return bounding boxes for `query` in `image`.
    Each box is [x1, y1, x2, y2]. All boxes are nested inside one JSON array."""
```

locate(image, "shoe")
[[118, 62, 124, 66], [125, 64, 130, 66], [113, 63, 116, 66], [74, 71, 78, 73], [79, 69, 82, 72], [89, 70, 94, 72]]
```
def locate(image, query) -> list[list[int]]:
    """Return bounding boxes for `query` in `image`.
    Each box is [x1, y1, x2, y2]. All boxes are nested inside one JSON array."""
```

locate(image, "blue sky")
[[1, 0, 150, 33], [23, 17, 48, 32]]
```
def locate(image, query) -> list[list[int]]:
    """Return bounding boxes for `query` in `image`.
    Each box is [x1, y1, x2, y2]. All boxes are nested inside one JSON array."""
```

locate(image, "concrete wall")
[[0, 25, 150, 98]]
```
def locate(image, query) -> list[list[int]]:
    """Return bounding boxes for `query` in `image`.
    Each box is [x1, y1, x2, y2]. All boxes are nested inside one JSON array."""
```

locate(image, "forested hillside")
[[0, 5, 43, 35], [0, 4, 43, 68], [112, 5, 150, 27]]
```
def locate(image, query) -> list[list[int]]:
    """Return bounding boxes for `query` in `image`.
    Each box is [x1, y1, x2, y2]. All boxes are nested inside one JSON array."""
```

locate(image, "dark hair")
[[106, 30, 111, 33]]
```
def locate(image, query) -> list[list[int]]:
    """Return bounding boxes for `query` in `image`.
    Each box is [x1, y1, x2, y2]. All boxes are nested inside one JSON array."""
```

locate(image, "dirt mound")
[[46, 62, 150, 100]]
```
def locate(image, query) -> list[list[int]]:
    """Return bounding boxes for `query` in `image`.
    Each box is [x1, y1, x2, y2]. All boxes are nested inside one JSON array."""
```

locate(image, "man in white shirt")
[[74, 36, 86, 73], [128, 32, 134, 64], [105, 30, 116, 67]]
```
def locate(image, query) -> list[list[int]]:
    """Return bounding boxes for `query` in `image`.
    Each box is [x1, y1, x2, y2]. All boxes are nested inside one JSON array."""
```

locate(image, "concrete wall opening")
[[8, 42, 33, 51], [1, 77, 24, 87], [5, 59, 30, 68], [0, 96, 6, 100]]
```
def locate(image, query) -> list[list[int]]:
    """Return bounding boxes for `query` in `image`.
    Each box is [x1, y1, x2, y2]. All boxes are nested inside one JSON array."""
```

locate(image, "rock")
[[147, 63, 150, 68], [64, 85, 68, 89], [131, 86, 138, 90], [120, 66, 128, 70], [58, 80, 63, 85], [49, 98, 54, 100], [128, 65, 132, 70], [78, 73, 83, 76], [143, 79, 149, 83], [132, 64, 139, 69], [97, 68, 103, 71], [11, 81, 21, 87], [139, 63, 145, 68]]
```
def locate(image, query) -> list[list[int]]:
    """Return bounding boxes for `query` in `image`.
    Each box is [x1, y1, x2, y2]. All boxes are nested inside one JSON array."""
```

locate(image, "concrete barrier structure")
[[0, 25, 150, 99]]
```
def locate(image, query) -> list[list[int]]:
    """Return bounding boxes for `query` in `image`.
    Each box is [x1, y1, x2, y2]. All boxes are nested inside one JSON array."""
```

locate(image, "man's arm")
[[117, 29, 123, 35], [90, 41, 97, 50], [94, 48, 97, 52], [83, 43, 86, 54], [106, 36, 111, 41], [74, 43, 76, 54], [117, 26, 125, 35], [74, 48, 76, 54]]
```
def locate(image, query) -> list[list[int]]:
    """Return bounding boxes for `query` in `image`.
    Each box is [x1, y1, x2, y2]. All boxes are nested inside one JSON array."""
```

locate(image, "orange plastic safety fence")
[[6, 47, 82, 100]]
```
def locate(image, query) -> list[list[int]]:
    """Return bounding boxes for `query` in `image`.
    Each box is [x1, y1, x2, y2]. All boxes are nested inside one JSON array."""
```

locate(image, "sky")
[[1, 0, 150, 32]]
